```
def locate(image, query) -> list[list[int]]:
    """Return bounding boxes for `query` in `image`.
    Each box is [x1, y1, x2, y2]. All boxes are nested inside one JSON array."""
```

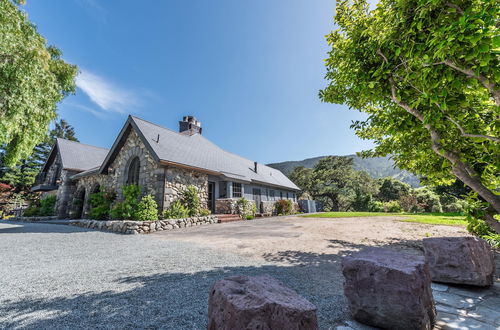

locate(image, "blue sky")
[[22, 0, 374, 164]]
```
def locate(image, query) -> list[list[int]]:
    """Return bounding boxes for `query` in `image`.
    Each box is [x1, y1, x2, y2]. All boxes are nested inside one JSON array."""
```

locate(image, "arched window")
[[127, 157, 140, 185]]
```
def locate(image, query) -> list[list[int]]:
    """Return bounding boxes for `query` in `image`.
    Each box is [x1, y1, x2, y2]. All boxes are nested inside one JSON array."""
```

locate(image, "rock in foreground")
[[207, 275, 318, 330], [423, 236, 495, 286], [342, 247, 436, 330]]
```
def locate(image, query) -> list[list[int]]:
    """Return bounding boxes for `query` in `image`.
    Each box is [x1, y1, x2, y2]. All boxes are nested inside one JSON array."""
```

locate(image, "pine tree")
[[0, 119, 79, 193]]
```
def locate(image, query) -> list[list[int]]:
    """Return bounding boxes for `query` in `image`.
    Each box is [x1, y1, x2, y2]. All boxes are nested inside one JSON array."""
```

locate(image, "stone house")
[[33, 115, 300, 218]]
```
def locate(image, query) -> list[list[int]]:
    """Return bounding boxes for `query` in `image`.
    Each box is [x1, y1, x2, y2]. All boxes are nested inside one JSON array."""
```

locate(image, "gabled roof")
[[43, 138, 110, 172], [100, 116, 300, 191]]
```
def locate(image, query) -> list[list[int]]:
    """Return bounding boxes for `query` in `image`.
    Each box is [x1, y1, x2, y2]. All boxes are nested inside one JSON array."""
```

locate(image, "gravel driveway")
[[0, 217, 497, 329]]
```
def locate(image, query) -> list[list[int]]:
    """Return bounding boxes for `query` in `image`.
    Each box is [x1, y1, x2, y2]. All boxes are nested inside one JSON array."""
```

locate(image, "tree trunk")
[[484, 212, 500, 235], [388, 78, 500, 234]]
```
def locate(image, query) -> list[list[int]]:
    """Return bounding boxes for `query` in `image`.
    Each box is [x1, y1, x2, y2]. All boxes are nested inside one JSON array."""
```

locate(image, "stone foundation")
[[261, 201, 275, 216], [69, 215, 219, 234], [215, 198, 239, 214]]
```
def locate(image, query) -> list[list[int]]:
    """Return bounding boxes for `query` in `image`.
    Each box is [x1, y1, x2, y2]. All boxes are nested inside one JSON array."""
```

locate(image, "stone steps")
[[216, 214, 242, 223]]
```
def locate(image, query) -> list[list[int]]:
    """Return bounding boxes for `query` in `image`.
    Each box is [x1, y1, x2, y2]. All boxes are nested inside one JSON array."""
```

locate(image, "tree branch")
[[444, 2, 464, 14], [443, 60, 500, 105], [387, 78, 500, 215], [447, 116, 500, 142]]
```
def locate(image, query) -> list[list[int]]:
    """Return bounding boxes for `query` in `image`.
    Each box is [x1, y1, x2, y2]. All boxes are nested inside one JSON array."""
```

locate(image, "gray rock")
[[208, 275, 318, 330], [342, 247, 436, 330], [423, 237, 495, 286]]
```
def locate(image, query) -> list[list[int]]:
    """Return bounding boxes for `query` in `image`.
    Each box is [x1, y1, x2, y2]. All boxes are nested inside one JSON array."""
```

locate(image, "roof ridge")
[[57, 137, 109, 151], [130, 115, 192, 138]]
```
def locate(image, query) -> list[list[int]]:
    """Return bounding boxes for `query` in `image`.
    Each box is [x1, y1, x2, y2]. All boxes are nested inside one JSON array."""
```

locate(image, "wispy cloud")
[[76, 70, 139, 114], [75, 0, 107, 22], [65, 102, 108, 119]]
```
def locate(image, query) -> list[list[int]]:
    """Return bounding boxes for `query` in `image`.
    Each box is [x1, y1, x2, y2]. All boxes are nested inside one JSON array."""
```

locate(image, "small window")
[[270, 190, 275, 200], [233, 182, 242, 198], [280, 191, 283, 199], [286, 192, 289, 199], [127, 157, 140, 185]]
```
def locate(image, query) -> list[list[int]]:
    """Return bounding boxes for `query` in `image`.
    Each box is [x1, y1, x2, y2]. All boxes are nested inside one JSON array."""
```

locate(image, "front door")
[[208, 182, 215, 213], [252, 188, 262, 213]]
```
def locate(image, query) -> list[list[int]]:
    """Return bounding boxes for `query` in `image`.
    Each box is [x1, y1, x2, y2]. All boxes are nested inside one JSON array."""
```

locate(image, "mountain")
[[267, 155, 421, 187]]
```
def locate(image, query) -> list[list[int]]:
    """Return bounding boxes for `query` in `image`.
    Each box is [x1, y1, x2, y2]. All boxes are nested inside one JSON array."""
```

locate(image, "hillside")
[[267, 155, 420, 187]]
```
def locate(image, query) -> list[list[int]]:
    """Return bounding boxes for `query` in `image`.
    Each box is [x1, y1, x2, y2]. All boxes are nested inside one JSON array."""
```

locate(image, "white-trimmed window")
[[232, 182, 242, 198], [270, 190, 275, 200]]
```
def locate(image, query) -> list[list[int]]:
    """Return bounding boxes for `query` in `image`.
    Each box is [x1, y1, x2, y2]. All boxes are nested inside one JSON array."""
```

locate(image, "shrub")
[[275, 199, 293, 215], [237, 198, 256, 218], [415, 188, 442, 213], [481, 233, 500, 249], [110, 184, 141, 220], [199, 208, 211, 216], [442, 201, 465, 213], [23, 205, 39, 217], [368, 200, 384, 212], [89, 189, 116, 220], [39, 195, 56, 216], [163, 200, 189, 219], [384, 200, 403, 213], [134, 195, 159, 221], [181, 186, 200, 216], [245, 215, 255, 220]]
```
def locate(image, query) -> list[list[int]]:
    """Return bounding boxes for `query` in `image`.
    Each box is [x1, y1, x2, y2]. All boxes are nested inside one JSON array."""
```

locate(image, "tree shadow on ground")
[[1, 236, 498, 329], [0, 221, 94, 234]]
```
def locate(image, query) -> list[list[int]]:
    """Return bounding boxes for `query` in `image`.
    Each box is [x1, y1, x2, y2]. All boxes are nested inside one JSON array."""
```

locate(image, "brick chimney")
[[179, 116, 202, 135]]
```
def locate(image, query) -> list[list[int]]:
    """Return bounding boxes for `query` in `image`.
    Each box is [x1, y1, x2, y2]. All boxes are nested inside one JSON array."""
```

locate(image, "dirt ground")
[[153, 215, 471, 262]]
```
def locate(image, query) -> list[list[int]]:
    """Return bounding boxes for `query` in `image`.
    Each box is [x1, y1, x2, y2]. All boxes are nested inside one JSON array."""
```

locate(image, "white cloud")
[[75, 0, 107, 22], [76, 70, 138, 114]]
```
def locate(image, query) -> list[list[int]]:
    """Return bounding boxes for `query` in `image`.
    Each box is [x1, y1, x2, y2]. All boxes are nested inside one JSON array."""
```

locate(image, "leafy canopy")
[[321, 0, 499, 230], [0, 0, 77, 166]]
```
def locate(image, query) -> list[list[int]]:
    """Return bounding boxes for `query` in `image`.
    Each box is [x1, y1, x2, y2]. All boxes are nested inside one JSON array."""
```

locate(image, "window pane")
[[233, 182, 242, 198]]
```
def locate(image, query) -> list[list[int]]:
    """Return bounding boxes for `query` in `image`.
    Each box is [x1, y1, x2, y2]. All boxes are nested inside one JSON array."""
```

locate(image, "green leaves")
[[0, 0, 77, 167], [320, 0, 499, 217]]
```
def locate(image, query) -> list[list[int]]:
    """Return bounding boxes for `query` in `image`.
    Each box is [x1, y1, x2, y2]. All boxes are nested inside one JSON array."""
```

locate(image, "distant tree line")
[[289, 156, 468, 213]]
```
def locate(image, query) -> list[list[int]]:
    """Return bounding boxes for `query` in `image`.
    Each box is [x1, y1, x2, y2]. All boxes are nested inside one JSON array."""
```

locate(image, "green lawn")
[[301, 211, 467, 226]]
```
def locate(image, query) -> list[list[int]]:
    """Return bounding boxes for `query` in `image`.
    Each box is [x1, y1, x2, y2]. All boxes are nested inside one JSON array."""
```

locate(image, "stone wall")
[[215, 198, 239, 214], [69, 215, 219, 234], [215, 198, 257, 215], [164, 166, 208, 210], [55, 169, 80, 218], [69, 128, 166, 218], [261, 201, 275, 216]]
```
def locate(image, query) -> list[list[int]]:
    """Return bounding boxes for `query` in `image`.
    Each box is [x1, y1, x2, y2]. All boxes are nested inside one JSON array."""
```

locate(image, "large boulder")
[[342, 247, 436, 330], [207, 275, 318, 330], [423, 236, 495, 286]]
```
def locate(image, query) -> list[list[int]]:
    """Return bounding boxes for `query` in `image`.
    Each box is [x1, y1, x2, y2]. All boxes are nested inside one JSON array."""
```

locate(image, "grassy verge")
[[301, 211, 467, 226], [399, 214, 467, 226]]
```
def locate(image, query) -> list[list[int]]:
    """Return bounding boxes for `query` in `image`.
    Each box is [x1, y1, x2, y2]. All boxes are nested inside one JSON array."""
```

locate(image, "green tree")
[[0, 119, 78, 192], [288, 166, 314, 197], [321, 0, 499, 232], [310, 156, 359, 211], [377, 177, 411, 202], [0, 0, 77, 167]]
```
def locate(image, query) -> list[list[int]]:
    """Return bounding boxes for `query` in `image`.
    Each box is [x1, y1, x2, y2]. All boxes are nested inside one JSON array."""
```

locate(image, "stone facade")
[[215, 198, 239, 214], [39, 121, 299, 220], [70, 215, 219, 234], [164, 166, 208, 210], [261, 201, 275, 216], [68, 129, 166, 218], [55, 169, 79, 218]]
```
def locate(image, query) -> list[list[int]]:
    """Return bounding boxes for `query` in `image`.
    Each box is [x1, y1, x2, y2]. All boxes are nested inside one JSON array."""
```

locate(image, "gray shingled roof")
[[129, 116, 300, 191], [57, 138, 109, 171]]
